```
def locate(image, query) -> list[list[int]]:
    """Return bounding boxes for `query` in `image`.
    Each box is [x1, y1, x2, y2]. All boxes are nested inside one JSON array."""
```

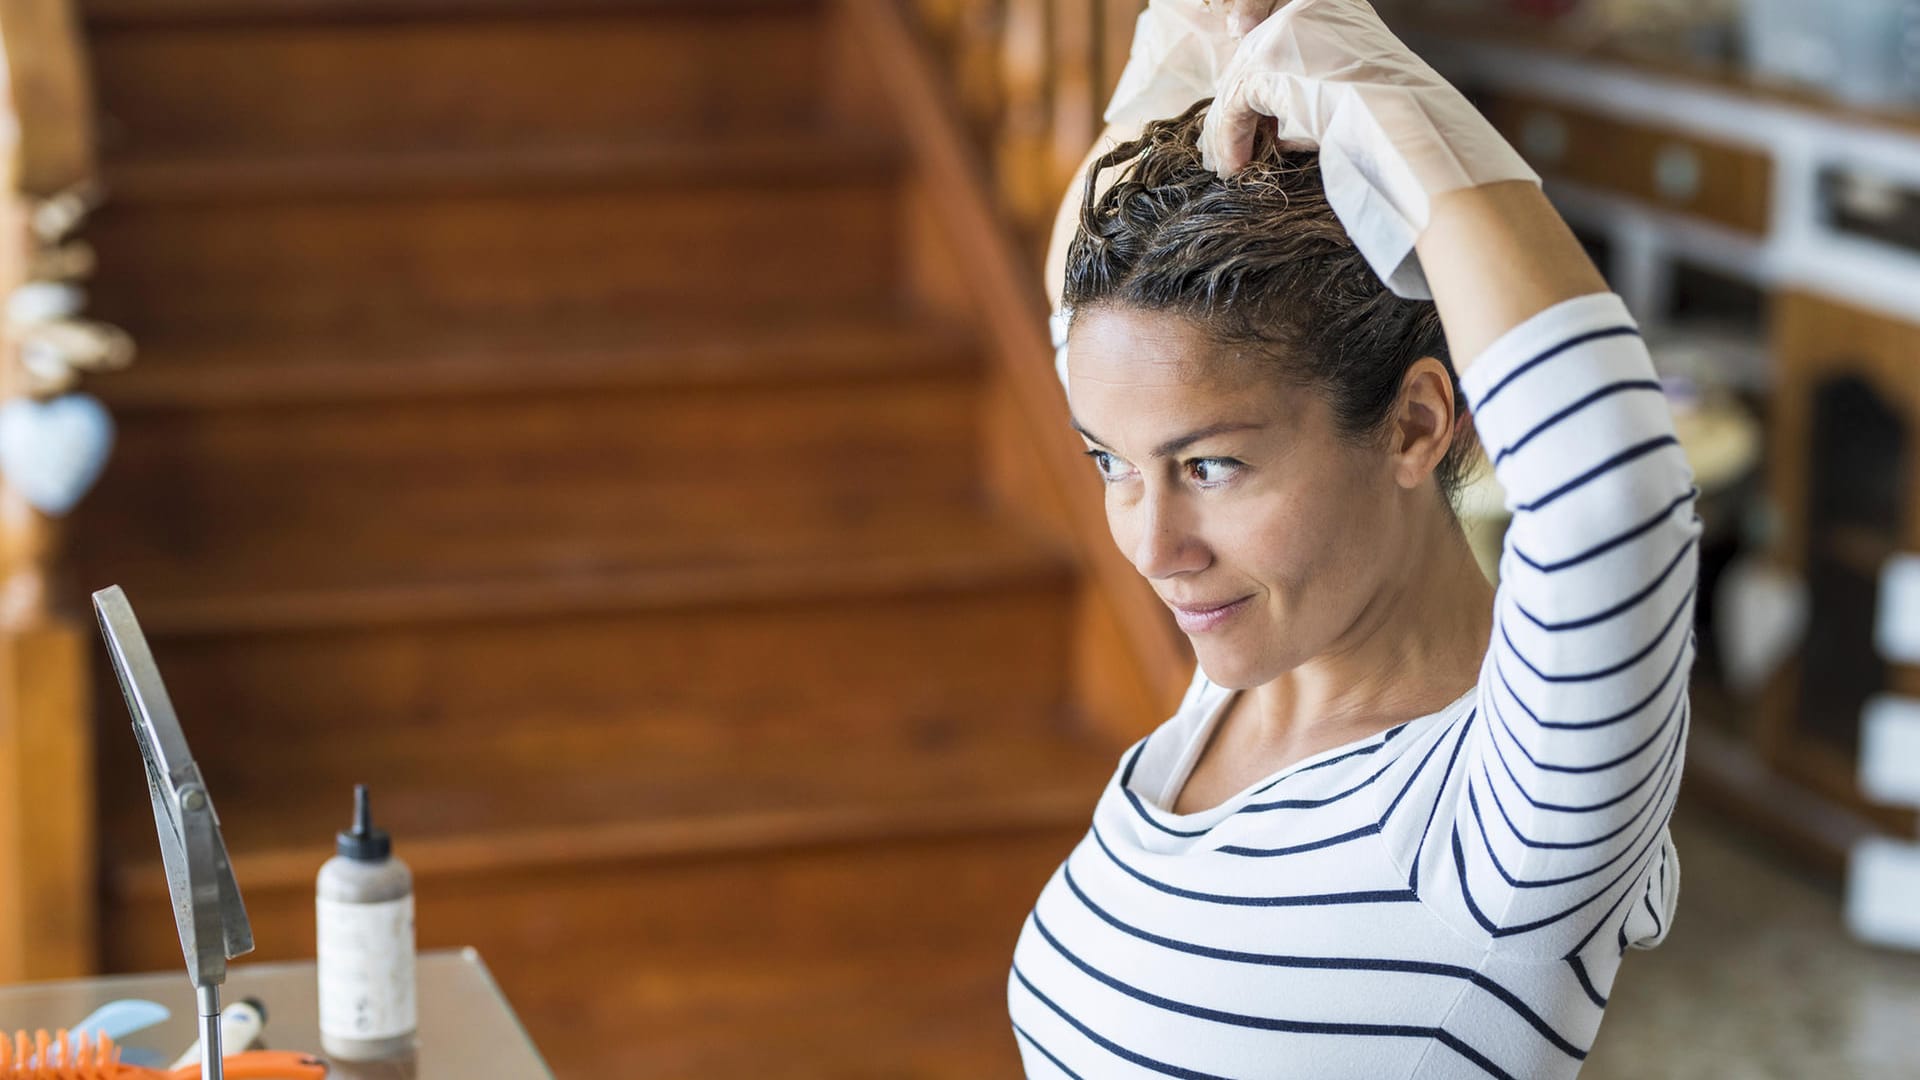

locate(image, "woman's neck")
[[1236, 502, 1495, 760]]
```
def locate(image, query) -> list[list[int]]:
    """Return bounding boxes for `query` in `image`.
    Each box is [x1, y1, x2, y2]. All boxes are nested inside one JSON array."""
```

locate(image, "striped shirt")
[[1009, 293, 1697, 1079]]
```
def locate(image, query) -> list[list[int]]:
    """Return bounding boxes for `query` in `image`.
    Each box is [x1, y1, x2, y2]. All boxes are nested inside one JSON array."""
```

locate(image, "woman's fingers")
[[1226, 0, 1284, 37], [1200, 72, 1287, 175], [1201, 69, 1321, 175]]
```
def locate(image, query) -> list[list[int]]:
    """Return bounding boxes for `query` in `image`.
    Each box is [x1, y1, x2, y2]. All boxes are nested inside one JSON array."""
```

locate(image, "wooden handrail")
[[847, 0, 1191, 738], [908, 0, 1144, 257], [0, 0, 109, 981]]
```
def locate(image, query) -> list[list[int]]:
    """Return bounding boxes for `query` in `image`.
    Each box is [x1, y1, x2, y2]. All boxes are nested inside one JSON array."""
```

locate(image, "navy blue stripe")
[[1224, 719, 1460, 857], [1407, 711, 1478, 892], [1493, 379, 1664, 465], [1123, 736, 1402, 839], [1487, 680, 1681, 778], [1567, 957, 1609, 1008], [1511, 488, 1696, 573], [1433, 1032, 1523, 1080], [1467, 737, 1681, 891], [1376, 714, 1462, 829], [1470, 325, 1642, 409], [1128, 713, 1446, 843], [1451, 818, 1667, 938], [1117, 738, 1150, 789], [1515, 436, 1680, 513], [1217, 821, 1381, 858], [1036, 912, 1440, 1038], [1059, 861, 1590, 1060], [1010, 963, 1239, 1080], [1090, 824, 1419, 907], [1562, 706, 1689, 957], [1494, 634, 1688, 732], [1641, 893, 1663, 941], [1515, 535, 1697, 633], [1471, 777, 1643, 881], [1485, 679, 1683, 802], [1250, 732, 1396, 792], [1030, 914, 1528, 1079], [1498, 582, 1695, 686], [1123, 788, 1218, 839], [1486, 682, 1683, 812], [1011, 1022, 1085, 1080], [1474, 743, 1676, 869], [1115, 739, 1226, 838], [1243, 748, 1396, 811]]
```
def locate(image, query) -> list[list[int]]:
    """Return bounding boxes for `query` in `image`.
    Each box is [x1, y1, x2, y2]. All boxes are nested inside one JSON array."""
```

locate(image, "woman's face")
[[1066, 305, 1406, 691]]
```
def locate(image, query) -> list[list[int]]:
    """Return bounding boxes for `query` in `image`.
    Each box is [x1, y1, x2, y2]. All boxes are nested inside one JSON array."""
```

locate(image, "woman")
[[1008, 2, 1698, 1076]]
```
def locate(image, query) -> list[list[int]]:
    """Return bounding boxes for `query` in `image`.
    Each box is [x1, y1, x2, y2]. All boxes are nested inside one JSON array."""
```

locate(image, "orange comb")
[[0, 1030, 327, 1079]]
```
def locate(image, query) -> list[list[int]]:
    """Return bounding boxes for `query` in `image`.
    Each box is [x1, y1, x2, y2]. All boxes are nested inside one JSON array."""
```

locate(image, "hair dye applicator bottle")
[[316, 785, 417, 1061]]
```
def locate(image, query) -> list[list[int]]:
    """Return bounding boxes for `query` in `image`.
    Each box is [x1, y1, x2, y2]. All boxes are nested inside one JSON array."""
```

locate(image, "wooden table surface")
[[0, 948, 550, 1079]]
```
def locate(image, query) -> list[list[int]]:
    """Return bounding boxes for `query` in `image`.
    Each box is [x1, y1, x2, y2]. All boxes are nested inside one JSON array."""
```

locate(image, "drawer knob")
[[1520, 110, 1570, 164], [1654, 144, 1704, 204]]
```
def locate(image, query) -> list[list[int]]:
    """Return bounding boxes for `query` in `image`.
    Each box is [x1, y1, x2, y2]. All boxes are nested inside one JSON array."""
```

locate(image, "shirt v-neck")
[[1147, 680, 1477, 824]]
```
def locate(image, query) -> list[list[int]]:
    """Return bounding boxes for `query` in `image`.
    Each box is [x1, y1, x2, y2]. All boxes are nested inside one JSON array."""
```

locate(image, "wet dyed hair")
[[1062, 100, 1479, 507]]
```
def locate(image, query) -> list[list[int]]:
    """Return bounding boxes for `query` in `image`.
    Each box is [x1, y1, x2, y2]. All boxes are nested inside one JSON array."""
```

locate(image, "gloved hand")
[[1103, 0, 1284, 128], [1197, 0, 1540, 299]]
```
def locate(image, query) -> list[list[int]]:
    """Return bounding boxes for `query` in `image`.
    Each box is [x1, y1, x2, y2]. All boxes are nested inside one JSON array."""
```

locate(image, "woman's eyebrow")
[[1069, 418, 1266, 458]]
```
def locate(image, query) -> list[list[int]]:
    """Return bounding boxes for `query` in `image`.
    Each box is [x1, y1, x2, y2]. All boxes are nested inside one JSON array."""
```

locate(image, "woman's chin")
[[1191, 641, 1274, 692]]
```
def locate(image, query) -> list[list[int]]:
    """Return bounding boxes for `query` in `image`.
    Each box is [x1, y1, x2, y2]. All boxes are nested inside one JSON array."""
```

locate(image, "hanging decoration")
[[0, 181, 132, 517]]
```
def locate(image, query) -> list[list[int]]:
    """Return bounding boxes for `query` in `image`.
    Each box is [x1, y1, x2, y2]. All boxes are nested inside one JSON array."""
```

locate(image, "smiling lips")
[[1165, 595, 1252, 634]]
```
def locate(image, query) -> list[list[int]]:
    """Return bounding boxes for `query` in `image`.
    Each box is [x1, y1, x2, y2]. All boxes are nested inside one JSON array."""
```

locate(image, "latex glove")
[[1198, 0, 1539, 299], [1104, 0, 1284, 128]]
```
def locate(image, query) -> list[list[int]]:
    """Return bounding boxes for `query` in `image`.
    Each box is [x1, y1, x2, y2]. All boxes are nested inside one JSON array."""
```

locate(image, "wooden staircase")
[[65, 0, 1184, 1074]]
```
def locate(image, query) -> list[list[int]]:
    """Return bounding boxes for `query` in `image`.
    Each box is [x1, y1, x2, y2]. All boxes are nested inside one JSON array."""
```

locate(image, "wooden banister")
[[0, 0, 105, 981], [908, 0, 1144, 259], [845, 0, 1190, 740]]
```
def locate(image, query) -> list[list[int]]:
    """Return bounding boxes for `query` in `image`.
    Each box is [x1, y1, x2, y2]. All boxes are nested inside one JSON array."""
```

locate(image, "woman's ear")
[[1388, 357, 1459, 490]]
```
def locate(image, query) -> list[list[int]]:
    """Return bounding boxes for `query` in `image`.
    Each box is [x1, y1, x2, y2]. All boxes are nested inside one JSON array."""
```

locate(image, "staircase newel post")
[[0, 0, 106, 981], [0, 190, 97, 982]]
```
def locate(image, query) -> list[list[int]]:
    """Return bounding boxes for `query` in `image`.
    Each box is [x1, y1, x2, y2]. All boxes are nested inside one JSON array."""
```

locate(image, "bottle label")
[[316, 894, 417, 1041]]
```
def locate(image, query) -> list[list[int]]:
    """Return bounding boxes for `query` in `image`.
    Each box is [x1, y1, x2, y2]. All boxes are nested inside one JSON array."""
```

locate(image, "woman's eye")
[[1084, 449, 1133, 482], [1187, 458, 1242, 486]]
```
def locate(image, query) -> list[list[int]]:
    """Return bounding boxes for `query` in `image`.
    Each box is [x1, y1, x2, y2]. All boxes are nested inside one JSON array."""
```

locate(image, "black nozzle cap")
[[336, 784, 392, 861]]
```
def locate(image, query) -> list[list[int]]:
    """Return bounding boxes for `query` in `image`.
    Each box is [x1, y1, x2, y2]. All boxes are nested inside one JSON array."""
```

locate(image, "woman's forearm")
[[1413, 180, 1611, 370]]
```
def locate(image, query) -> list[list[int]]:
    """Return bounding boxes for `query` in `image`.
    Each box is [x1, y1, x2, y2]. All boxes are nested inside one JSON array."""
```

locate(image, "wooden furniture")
[[1477, 90, 1774, 238], [0, 948, 551, 1078], [911, 0, 1148, 256], [1405, 12, 1920, 870], [33, 0, 1189, 1075], [0, 0, 102, 985], [1761, 291, 1920, 844]]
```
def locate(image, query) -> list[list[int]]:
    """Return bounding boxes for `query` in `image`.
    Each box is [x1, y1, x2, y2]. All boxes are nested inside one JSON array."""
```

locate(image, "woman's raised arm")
[[1416, 182, 1610, 369], [1205, 0, 1700, 962]]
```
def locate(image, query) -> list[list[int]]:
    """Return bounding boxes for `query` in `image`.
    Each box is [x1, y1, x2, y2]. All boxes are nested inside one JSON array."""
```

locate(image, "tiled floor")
[[1584, 801, 1920, 1079]]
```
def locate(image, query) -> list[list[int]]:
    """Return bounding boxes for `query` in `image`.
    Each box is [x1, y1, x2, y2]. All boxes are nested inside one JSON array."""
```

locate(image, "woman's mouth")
[[1165, 595, 1252, 634]]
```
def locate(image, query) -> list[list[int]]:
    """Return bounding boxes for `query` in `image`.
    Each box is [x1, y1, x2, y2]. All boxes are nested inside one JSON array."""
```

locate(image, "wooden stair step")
[[93, 575, 1081, 874], [88, 153, 901, 335], [85, 5, 827, 157], [104, 827, 1086, 1077], [102, 133, 899, 204], [103, 717, 1116, 899], [84, 0, 817, 24], [98, 308, 969, 409], [74, 369, 1000, 617], [82, 504, 1070, 633]]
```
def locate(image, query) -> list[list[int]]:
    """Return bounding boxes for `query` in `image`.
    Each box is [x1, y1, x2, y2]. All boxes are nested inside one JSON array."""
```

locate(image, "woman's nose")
[[1128, 490, 1209, 581]]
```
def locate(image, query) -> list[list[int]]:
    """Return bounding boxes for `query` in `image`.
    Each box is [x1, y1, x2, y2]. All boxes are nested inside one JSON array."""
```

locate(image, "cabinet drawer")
[[1481, 90, 1775, 237]]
